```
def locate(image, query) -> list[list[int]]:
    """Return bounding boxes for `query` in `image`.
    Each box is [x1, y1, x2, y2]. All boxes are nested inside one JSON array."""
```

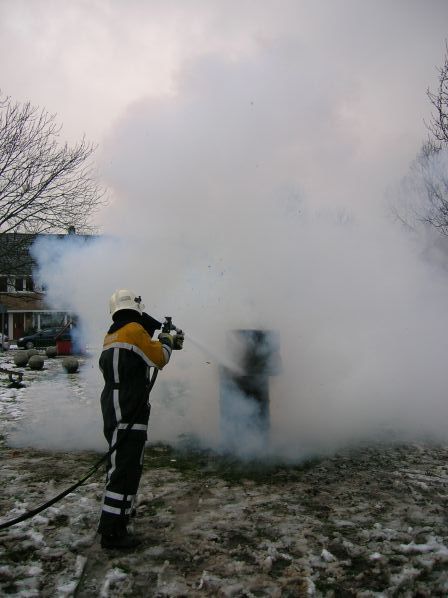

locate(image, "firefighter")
[[98, 289, 183, 549]]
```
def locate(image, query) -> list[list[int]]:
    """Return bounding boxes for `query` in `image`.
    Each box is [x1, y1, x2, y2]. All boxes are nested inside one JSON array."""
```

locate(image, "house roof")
[[0, 231, 95, 276], [0, 233, 35, 276]]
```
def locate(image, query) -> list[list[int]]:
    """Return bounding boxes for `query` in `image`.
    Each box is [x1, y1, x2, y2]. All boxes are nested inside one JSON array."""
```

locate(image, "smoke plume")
[[15, 32, 448, 460]]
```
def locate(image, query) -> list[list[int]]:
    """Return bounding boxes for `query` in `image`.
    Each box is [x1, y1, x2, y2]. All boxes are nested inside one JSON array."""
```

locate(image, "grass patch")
[[142, 497, 166, 517], [145, 442, 322, 484]]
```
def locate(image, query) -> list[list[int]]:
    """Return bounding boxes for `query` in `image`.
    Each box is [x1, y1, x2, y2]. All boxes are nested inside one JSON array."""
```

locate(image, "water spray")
[[183, 331, 244, 375], [161, 315, 242, 373]]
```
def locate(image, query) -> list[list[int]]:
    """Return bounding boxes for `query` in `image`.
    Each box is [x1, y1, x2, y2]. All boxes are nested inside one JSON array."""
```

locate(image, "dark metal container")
[[219, 329, 281, 452]]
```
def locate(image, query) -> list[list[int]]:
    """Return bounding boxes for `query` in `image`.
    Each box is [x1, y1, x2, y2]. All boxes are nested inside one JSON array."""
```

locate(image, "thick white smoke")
[[17, 36, 448, 460]]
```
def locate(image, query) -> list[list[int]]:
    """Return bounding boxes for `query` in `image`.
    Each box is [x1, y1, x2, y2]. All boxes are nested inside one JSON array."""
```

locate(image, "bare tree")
[[416, 44, 448, 235], [415, 139, 448, 234], [395, 45, 448, 237], [0, 93, 104, 276], [427, 42, 448, 145]]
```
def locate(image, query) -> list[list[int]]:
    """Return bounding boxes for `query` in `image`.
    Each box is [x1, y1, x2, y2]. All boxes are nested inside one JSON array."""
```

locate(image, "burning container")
[[55, 323, 73, 355], [219, 329, 281, 453]]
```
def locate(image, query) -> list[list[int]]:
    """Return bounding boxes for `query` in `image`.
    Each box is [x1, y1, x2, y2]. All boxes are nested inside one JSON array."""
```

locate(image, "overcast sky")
[[1, 0, 448, 224]]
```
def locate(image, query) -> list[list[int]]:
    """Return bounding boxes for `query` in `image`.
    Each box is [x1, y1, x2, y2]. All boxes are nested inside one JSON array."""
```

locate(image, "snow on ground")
[[1, 349, 448, 596]]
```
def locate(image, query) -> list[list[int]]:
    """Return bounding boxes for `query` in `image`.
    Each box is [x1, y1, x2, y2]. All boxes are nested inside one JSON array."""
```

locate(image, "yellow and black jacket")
[[99, 316, 171, 434], [102, 320, 170, 371]]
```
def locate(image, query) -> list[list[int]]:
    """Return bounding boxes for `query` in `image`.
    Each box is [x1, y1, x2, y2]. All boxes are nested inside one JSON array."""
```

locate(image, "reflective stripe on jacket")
[[99, 322, 171, 436], [102, 321, 171, 369]]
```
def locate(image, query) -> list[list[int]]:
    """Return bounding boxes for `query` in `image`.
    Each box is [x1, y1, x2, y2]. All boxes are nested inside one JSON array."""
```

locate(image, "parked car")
[[17, 328, 71, 349], [0, 333, 10, 350]]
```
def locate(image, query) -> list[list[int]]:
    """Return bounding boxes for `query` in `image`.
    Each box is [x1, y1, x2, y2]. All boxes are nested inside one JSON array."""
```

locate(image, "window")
[[3, 277, 38, 293], [10, 277, 34, 292], [14, 278, 24, 292]]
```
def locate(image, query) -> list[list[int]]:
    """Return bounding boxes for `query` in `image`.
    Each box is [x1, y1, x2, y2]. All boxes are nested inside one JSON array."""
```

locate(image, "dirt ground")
[[1, 351, 448, 596], [1, 438, 448, 597]]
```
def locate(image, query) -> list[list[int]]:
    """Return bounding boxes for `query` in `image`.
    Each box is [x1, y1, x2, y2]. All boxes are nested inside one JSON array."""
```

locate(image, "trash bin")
[[56, 338, 72, 355]]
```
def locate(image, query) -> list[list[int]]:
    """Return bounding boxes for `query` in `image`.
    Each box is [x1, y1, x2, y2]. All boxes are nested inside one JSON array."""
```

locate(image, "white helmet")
[[109, 289, 145, 317]]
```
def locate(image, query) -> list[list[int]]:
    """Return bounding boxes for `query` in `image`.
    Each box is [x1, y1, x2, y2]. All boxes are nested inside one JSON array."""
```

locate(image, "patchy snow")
[[1, 349, 448, 595], [321, 548, 336, 562], [99, 567, 128, 597]]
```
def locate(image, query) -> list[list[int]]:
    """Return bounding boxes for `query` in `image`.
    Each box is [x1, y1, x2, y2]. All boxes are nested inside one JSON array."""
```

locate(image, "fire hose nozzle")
[[162, 317, 184, 350], [162, 316, 182, 334]]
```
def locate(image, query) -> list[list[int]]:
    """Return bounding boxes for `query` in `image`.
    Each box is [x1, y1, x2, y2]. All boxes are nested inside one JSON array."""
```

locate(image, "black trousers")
[[98, 395, 151, 536]]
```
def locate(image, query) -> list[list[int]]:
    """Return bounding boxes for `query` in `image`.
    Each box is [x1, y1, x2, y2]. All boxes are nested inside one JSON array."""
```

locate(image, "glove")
[[173, 331, 184, 350], [158, 332, 174, 349]]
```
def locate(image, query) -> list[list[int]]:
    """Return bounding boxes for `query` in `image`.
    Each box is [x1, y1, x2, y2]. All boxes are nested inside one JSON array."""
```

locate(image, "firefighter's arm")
[[133, 325, 172, 369]]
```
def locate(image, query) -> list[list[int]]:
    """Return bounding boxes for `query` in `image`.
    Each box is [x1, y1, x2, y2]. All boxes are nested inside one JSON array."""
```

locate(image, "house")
[[0, 230, 90, 341]]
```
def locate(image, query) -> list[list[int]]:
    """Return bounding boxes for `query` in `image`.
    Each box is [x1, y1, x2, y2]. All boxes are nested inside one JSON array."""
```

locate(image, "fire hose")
[[0, 317, 181, 531]]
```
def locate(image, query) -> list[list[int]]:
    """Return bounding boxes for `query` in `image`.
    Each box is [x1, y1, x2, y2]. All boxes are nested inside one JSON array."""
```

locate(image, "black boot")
[[101, 531, 141, 550]]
